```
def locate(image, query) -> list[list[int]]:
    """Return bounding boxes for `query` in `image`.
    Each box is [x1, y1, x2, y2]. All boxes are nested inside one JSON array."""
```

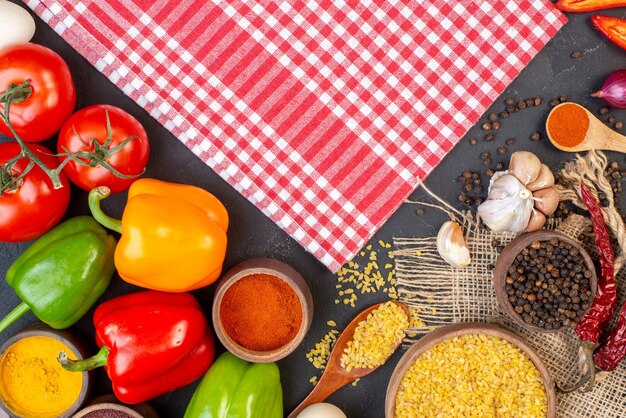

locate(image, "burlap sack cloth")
[[395, 151, 626, 418]]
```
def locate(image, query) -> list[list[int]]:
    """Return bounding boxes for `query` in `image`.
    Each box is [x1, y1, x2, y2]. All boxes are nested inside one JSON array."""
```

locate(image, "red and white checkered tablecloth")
[[27, 0, 566, 271]]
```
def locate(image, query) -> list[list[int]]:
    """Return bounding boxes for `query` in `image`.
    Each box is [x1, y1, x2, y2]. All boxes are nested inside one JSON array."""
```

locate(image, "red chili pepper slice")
[[556, 0, 626, 12], [592, 14, 626, 52]]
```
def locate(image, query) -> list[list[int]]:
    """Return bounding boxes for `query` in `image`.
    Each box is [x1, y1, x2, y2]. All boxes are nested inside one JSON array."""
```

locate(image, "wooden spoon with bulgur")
[[288, 301, 410, 418]]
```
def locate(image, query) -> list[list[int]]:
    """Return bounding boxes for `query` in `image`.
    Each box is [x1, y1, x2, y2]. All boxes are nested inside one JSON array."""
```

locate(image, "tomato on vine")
[[57, 105, 150, 193], [0, 142, 71, 242], [0, 43, 76, 142]]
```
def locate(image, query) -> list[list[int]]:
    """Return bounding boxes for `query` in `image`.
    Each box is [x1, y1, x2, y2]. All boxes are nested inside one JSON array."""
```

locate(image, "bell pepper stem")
[[58, 345, 109, 372], [89, 186, 122, 233], [0, 302, 31, 335]]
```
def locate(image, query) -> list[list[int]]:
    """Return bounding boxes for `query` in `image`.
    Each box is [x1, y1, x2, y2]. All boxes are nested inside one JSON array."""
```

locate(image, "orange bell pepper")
[[88, 178, 228, 292]]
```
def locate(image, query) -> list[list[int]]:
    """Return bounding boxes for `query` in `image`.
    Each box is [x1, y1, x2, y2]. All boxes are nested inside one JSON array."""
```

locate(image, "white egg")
[[296, 402, 347, 418], [0, 0, 36, 50]]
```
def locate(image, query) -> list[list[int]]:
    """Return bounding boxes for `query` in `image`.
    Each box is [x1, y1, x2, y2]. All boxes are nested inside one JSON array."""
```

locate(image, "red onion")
[[591, 69, 626, 109]]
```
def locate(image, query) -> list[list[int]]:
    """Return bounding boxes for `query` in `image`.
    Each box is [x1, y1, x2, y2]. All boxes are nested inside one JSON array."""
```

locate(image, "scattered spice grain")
[[482, 122, 492, 130], [506, 137, 516, 145], [616, 121, 624, 130], [571, 50, 582, 59], [497, 146, 508, 155], [530, 132, 541, 142], [599, 106, 610, 115]]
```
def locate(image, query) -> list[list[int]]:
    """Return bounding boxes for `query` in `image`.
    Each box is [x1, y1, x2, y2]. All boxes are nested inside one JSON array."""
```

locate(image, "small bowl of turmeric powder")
[[0, 325, 92, 418], [212, 258, 314, 363]]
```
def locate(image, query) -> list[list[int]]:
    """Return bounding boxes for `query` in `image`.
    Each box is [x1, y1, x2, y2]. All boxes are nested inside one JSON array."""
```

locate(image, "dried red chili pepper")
[[575, 181, 616, 344], [560, 181, 616, 392], [594, 303, 626, 371]]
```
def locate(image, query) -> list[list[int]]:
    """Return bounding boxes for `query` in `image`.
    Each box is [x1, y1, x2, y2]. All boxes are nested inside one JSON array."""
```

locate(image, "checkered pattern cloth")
[[27, 0, 566, 271]]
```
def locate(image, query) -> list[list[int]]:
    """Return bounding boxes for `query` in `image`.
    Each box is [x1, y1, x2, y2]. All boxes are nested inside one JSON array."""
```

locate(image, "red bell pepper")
[[556, 0, 626, 12], [592, 14, 626, 51], [58, 291, 214, 404]]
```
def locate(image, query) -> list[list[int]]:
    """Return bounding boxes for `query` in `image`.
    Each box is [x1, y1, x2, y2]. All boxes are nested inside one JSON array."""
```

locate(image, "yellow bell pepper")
[[89, 178, 228, 292]]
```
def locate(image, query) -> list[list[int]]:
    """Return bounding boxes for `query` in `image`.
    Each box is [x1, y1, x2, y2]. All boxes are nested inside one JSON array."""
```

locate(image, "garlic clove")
[[533, 186, 559, 216], [436, 221, 471, 268], [525, 209, 546, 232], [509, 151, 542, 185], [478, 174, 534, 233], [526, 164, 555, 191]]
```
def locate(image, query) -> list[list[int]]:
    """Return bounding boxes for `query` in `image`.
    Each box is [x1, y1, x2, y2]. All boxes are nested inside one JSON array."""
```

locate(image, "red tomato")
[[0, 142, 71, 242], [57, 104, 150, 194], [0, 44, 76, 142]]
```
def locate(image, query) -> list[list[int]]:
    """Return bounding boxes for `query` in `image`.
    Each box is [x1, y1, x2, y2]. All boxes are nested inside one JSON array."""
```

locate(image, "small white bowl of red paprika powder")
[[212, 258, 314, 363]]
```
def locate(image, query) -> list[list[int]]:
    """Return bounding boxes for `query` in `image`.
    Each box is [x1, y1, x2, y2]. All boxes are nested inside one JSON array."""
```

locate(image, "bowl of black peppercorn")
[[493, 230, 597, 333]]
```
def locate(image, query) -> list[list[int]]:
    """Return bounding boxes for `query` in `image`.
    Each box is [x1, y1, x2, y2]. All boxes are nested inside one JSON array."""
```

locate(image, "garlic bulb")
[[436, 221, 471, 268], [508, 151, 542, 185], [477, 174, 534, 233], [526, 164, 555, 192]]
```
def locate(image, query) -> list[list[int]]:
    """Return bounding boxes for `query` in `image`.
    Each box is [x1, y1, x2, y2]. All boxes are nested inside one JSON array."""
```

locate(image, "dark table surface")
[[2, 1, 626, 417]]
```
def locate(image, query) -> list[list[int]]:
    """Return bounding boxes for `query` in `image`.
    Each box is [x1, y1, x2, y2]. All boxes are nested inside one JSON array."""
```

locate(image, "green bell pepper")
[[0, 216, 116, 334], [184, 352, 283, 418]]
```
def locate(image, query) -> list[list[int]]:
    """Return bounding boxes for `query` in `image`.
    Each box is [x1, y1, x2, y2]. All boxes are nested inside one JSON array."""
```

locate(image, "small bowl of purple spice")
[[72, 395, 158, 418]]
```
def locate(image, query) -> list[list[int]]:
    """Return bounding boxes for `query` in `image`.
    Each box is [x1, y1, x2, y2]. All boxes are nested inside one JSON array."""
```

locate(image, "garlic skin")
[[477, 174, 534, 233], [533, 186, 559, 216], [525, 209, 546, 232], [526, 164, 555, 192], [508, 151, 542, 185], [436, 221, 471, 268]]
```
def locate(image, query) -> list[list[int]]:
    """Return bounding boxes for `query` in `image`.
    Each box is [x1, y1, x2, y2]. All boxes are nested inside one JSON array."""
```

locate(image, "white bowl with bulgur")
[[385, 322, 556, 418]]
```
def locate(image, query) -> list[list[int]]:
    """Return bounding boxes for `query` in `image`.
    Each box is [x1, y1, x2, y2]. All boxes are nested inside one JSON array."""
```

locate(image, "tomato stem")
[[57, 108, 145, 180], [0, 81, 64, 189]]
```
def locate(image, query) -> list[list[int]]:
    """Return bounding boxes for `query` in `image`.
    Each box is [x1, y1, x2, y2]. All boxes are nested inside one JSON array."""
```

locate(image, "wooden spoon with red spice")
[[546, 102, 626, 153], [287, 301, 410, 418]]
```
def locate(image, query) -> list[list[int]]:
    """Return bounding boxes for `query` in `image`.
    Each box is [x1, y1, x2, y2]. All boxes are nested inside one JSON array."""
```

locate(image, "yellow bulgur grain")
[[395, 334, 547, 418], [305, 329, 338, 371], [327, 320, 337, 327], [340, 302, 409, 372]]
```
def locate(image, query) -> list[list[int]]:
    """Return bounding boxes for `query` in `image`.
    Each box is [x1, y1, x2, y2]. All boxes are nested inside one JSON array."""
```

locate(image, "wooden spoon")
[[287, 301, 409, 418], [546, 102, 626, 152]]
